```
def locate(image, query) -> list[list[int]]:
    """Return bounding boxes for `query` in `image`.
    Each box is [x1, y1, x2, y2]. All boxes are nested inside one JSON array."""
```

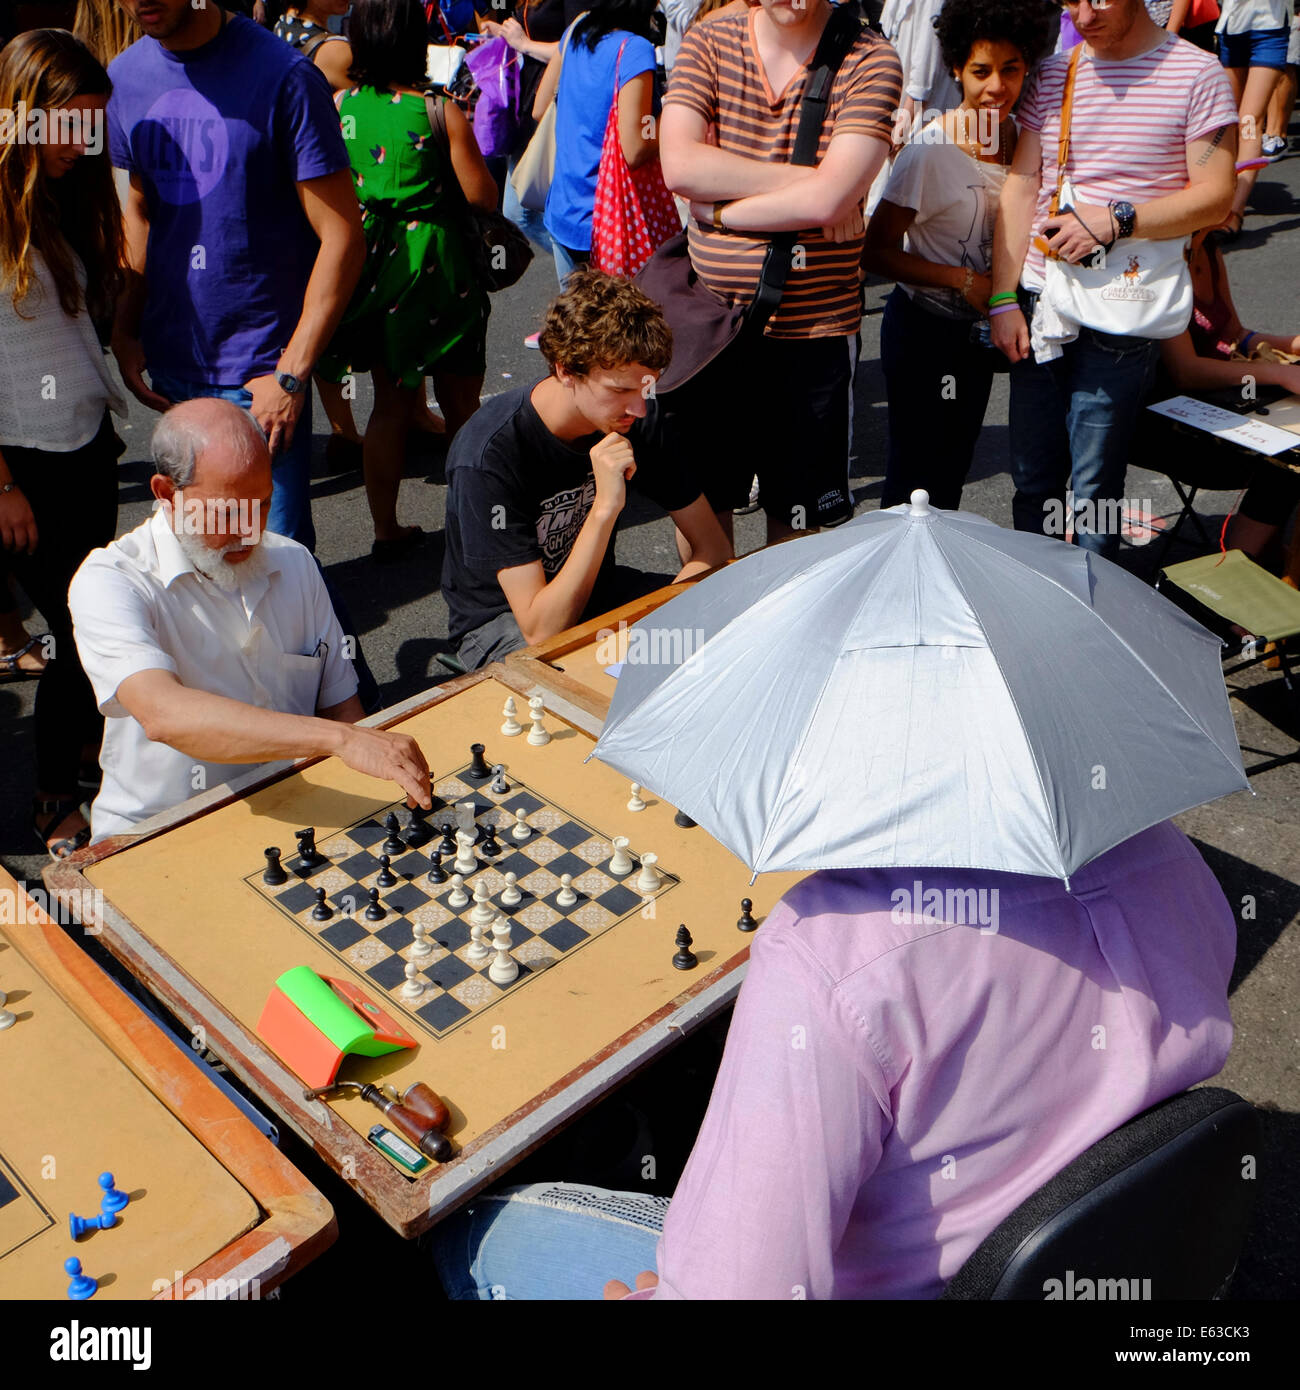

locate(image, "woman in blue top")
[[535, 0, 661, 283]]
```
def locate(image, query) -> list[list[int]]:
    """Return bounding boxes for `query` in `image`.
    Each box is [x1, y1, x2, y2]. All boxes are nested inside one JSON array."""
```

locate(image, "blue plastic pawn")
[[98, 1171, 129, 1215], [69, 1210, 115, 1240], [65, 1256, 98, 1300]]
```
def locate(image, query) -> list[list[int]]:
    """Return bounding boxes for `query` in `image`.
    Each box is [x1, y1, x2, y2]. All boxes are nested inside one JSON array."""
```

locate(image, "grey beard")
[[175, 528, 267, 592]]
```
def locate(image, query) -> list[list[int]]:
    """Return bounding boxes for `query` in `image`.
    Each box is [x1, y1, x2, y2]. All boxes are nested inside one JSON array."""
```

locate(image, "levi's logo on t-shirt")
[[536, 479, 598, 575], [134, 90, 229, 204]]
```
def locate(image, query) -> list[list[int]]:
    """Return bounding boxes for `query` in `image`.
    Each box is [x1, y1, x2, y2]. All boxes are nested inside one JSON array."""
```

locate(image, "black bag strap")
[[301, 30, 335, 62], [747, 3, 865, 333]]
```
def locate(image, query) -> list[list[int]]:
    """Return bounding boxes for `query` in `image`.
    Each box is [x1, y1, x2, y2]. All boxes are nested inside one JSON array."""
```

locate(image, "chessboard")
[[245, 765, 678, 1038]]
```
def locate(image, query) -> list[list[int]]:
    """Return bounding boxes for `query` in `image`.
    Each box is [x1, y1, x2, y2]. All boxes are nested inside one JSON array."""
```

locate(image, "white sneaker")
[[1262, 135, 1286, 158]]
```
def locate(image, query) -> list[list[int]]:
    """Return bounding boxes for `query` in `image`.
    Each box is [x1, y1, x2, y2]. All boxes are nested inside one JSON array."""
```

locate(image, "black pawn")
[[364, 887, 385, 921], [465, 742, 492, 783], [481, 823, 501, 857], [737, 898, 757, 932], [673, 808, 697, 829], [262, 847, 287, 886], [404, 806, 433, 848], [311, 887, 333, 921], [672, 925, 697, 971], [381, 813, 405, 857], [437, 823, 457, 857], [426, 850, 448, 885], [376, 854, 397, 888]]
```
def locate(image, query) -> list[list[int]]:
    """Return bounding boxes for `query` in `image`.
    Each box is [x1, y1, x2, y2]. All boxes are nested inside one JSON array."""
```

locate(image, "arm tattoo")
[[1195, 126, 1228, 166]]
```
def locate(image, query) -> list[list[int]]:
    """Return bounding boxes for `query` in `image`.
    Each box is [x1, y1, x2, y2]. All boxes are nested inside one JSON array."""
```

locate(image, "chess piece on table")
[[99, 1173, 129, 1216], [294, 827, 325, 870], [627, 784, 646, 813], [488, 915, 519, 984], [0, 997, 16, 1030], [454, 831, 477, 877], [426, 850, 448, 885], [526, 696, 551, 746], [481, 822, 502, 857], [490, 764, 509, 794], [501, 697, 522, 736], [262, 846, 288, 886], [437, 823, 457, 857], [364, 888, 385, 921], [501, 871, 522, 906], [609, 836, 633, 876], [556, 873, 577, 907], [467, 920, 491, 961], [404, 805, 433, 848], [635, 853, 661, 895], [448, 873, 469, 909], [511, 808, 531, 841], [672, 925, 697, 971], [737, 898, 758, 932], [401, 962, 426, 999], [381, 813, 405, 856], [673, 809, 697, 829], [311, 887, 333, 921], [410, 923, 433, 958], [376, 854, 397, 888], [471, 880, 496, 926], [466, 742, 492, 783], [65, 1257, 97, 1301]]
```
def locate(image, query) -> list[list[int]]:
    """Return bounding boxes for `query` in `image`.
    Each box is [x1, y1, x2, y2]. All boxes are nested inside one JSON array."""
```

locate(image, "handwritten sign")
[[1147, 396, 1300, 457]]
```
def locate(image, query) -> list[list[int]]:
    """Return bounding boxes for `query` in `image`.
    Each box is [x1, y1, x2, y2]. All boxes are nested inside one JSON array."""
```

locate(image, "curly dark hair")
[[935, 0, 1058, 78], [539, 267, 672, 378]]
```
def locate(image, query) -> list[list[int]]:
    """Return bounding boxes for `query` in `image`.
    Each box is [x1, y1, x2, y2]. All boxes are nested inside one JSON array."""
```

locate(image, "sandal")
[[371, 526, 427, 564], [0, 634, 48, 682], [1209, 211, 1244, 244], [33, 797, 92, 861]]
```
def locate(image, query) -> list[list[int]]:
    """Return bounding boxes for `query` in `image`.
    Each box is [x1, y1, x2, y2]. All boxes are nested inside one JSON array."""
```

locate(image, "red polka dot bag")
[[591, 42, 682, 280]]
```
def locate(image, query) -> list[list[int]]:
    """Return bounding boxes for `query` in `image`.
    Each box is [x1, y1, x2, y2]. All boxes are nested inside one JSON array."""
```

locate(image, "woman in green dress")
[[319, 0, 496, 560]]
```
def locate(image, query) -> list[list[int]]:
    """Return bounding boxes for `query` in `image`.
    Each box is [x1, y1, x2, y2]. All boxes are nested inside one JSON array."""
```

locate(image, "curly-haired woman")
[[0, 29, 127, 856], [862, 0, 1056, 510]]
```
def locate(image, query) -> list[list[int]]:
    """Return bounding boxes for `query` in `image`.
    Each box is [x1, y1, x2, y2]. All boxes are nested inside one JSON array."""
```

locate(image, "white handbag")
[[1038, 47, 1192, 341], [425, 43, 466, 88], [510, 17, 581, 213]]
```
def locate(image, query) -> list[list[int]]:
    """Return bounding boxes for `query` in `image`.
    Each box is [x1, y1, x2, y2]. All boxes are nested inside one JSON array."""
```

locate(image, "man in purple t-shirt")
[[108, 0, 365, 552]]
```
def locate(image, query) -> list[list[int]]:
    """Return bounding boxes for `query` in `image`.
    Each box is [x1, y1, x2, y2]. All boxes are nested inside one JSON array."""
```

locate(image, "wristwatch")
[[1110, 201, 1137, 240], [275, 370, 305, 396], [0, 481, 17, 495], [711, 201, 728, 232]]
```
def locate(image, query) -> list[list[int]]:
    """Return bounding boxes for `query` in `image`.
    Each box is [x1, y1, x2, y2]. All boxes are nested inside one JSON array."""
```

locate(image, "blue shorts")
[[1219, 26, 1291, 69]]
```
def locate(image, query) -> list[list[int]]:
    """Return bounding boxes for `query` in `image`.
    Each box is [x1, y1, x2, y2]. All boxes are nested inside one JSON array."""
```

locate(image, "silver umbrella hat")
[[592, 492, 1248, 884]]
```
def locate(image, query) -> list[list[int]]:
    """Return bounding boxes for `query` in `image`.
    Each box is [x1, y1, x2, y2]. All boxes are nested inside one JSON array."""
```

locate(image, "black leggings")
[[4, 413, 121, 793]]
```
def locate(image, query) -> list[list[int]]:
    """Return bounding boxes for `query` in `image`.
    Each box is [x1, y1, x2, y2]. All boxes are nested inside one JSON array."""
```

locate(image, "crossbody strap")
[[748, 3, 865, 333], [1049, 43, 1084, 218]]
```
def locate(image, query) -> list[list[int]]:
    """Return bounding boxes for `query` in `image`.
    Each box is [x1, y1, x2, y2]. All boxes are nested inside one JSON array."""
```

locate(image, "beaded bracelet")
[[988, 303, 1020, 318]]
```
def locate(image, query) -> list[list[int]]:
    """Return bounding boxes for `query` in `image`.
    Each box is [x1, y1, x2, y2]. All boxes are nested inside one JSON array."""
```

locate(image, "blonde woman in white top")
[[0, 31, 127, 857]]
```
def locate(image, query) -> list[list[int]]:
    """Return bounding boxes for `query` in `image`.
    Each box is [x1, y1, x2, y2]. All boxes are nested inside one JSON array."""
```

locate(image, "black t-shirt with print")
[[442, 385, 698, 643]]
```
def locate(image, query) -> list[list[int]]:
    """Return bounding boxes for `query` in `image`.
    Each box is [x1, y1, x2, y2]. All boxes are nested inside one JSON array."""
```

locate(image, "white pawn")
[[467, 920, 491, 962], [401, 962, 426, 1000], [448, 873, 469, 908], [0, 991, 14, 1030], [609, 836, 633, 876], [526, 695, 551, 746], [501, 696, 522, 737], [556, 873, 577, 907], [501, 871, 522, 906], [511, 808, 531, 841], [454, 830, 477, 877], [471, 879, 495, 925], [488, 915, 518, 984], [627, 783, 646, 812], [410, 922, 433, 958], [635, 852, 661, 894]]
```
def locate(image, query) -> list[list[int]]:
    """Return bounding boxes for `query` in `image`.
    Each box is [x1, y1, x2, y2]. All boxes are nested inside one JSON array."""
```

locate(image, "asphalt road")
[[3, 142, 1299, 1299]]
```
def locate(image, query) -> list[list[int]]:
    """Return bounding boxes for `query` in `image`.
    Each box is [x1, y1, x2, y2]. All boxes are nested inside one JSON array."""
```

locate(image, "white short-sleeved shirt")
[[1215, 0, 1291, 37], [69, 508, 359, 841], [881, 123, 1009, 320]]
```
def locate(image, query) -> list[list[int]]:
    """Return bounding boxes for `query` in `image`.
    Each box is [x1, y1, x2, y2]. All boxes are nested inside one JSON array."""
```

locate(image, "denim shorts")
[[1219, 26, 1291, 69]]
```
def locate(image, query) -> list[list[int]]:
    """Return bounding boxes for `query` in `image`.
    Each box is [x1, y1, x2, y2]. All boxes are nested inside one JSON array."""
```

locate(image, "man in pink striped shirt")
[[991, 0, 1239, 559]]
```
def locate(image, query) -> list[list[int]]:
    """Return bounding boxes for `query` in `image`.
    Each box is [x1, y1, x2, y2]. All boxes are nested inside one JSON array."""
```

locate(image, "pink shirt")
[[1018, 36, 1238, 291], [635, 821, 1235, 1299]]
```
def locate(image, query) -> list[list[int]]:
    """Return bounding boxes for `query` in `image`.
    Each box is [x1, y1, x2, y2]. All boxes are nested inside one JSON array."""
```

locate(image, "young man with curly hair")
[[441, 268, 732, 669]]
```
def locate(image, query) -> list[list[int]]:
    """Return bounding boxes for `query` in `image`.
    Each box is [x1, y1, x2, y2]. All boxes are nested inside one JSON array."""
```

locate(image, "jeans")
[[880, 286, 995, 511], [1007, 292, 1159, 559], [430, 1182, 666, 1300], [149, 371, 316, 553], [502, 153, 553, 254], [148, 370, 381, 712], [552, 239, 590, 287]]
